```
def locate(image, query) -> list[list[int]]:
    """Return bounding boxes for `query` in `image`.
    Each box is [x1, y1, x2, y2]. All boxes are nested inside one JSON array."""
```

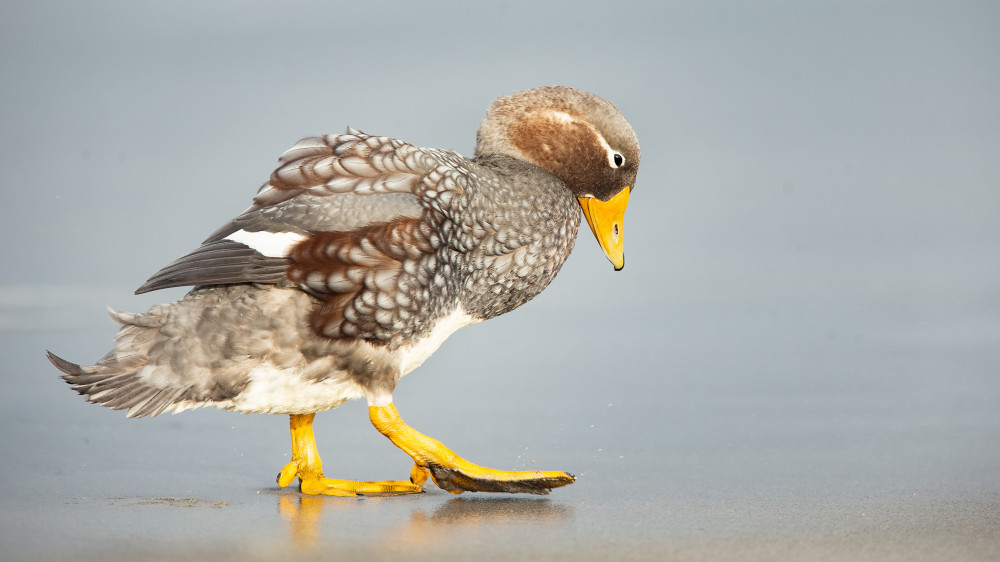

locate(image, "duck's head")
[[475, 85, 640, 270]]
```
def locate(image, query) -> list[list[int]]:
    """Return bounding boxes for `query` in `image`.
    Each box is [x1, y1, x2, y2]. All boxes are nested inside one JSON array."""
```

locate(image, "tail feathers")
[[49, 307, 192, 418], [50, 349, 187, 418], [47, 351, 88, 378]]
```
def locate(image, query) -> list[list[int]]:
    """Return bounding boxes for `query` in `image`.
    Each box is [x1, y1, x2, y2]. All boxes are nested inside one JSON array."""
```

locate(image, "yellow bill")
[[578, 187, 630, 270]]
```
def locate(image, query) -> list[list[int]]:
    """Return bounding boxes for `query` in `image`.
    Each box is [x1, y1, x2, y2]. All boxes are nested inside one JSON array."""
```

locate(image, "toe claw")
[[276, 461, 299, 488], [410, 464, 430, 486]]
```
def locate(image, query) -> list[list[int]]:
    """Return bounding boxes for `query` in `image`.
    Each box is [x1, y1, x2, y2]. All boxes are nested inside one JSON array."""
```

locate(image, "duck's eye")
[[613, 153, 624, 168]]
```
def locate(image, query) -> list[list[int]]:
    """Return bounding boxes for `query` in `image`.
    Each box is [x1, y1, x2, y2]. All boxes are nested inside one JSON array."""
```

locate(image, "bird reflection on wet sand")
[[278, 493, 572, 552]]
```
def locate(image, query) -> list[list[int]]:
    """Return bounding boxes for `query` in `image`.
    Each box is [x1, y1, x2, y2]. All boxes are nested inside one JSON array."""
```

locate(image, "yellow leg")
[[370, 404, 576, 495], [276, 413, 423, 497]]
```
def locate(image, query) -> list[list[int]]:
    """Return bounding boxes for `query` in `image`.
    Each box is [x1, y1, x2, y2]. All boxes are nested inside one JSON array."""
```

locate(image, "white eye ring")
[[612, 153, 624, 168]]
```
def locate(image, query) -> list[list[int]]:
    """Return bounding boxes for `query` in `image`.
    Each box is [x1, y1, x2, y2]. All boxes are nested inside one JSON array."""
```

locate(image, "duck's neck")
[[450, 155, 582, 320]]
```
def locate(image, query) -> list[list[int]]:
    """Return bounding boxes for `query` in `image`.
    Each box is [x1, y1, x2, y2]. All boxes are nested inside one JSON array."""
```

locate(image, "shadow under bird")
[[49, 85, 640, 495]]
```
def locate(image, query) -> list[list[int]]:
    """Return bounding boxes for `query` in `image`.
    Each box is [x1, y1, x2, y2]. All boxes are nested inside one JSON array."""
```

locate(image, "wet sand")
[[3, 305, 998, 560]]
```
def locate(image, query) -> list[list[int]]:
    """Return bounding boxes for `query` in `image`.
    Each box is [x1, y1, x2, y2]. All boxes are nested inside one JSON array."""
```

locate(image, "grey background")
[[2, 1, 998, 560]]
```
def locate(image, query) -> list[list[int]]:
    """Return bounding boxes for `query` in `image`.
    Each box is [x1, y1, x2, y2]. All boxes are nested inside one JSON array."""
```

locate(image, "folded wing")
[[136, 131, 468, 295]]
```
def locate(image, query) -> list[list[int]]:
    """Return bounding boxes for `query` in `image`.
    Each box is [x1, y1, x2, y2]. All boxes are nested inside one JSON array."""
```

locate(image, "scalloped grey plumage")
[[51, 85, 640, 420]]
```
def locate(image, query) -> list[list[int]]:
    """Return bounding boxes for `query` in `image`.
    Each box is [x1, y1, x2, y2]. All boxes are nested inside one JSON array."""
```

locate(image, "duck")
[[49, 85, 640, 496]]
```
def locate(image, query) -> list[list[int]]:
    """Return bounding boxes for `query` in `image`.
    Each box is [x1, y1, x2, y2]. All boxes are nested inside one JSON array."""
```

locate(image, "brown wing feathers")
[[263, 134, 432, 199], [287, 217, 436, 343]]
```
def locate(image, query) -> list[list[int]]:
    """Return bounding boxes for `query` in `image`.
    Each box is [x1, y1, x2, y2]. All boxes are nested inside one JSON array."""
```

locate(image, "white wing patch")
[[225, 230, 306, 258]]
